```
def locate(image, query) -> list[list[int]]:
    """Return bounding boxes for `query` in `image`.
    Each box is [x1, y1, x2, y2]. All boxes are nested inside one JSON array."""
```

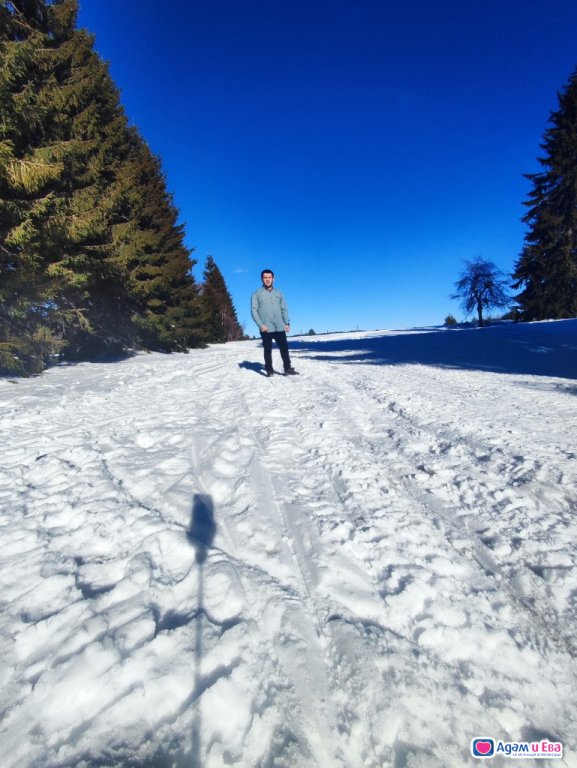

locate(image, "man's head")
[[261, 269, 274, 289]]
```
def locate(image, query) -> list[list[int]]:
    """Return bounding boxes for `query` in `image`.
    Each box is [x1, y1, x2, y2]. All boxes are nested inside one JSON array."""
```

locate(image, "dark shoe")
[[265, 369, 274, 377], [284, 367, 298, 375]]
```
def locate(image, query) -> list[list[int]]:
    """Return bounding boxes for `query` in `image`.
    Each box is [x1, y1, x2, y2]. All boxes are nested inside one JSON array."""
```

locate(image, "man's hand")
[[285, 324, 290, 332], [261, 325, 268, 333]]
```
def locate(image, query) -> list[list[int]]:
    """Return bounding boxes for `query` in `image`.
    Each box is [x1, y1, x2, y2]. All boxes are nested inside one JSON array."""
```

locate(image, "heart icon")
[[476, 741, 492, 755]]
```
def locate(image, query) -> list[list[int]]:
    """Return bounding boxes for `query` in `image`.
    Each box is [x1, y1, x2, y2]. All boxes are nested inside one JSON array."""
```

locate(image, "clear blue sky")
[[77, 0, 577, 334]]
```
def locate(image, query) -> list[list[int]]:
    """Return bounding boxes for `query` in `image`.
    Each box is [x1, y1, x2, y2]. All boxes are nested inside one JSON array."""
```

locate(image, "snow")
[[1, 319, 577, 768]]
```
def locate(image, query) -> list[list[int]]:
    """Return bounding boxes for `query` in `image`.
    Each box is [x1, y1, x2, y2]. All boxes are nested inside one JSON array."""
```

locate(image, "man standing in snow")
[[251, 269, 298, 377]]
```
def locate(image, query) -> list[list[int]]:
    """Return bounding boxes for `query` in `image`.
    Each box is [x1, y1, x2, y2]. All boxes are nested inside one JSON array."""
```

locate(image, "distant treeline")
[[0, 0, 242, 375]]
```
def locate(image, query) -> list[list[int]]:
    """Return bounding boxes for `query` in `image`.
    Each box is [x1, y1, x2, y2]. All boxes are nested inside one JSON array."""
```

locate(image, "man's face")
[[262, 272, 274, 289]]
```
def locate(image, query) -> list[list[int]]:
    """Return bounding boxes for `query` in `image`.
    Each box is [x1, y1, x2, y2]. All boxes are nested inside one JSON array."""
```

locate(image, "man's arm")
[[251, 291, 267, 331], [280, 292, 290, 331]]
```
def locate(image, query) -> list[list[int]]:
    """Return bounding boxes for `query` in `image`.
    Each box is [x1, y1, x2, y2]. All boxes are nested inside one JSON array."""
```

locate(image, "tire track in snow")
[[208, 358, 406, 765], [255, 361, 577, 761], [237, 370, 498, 766], [339, 370, 577, 656], [188, 366, 352, 767]]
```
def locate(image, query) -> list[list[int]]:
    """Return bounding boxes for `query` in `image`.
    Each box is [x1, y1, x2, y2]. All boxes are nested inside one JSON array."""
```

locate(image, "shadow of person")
[[187, 494, 216, 564], [186, 494, 217, 767], [238, 360, 266, 375]]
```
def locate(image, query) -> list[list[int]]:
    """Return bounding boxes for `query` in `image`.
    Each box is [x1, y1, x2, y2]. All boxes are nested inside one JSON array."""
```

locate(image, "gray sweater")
[[251, 287, 290, 332]]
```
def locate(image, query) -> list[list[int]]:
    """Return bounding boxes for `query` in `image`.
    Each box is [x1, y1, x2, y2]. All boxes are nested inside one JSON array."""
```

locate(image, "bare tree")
[[451, 258, 511, 327]]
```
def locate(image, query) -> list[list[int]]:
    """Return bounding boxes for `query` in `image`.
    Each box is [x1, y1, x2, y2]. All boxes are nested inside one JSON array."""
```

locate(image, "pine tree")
[[114, 136, 203, 352], [201, 255, 243, 342], [1, 0, 70, 371], [1, 0, 134, 368], [1, 0, 204, 371], [513, 66, 577, 320]]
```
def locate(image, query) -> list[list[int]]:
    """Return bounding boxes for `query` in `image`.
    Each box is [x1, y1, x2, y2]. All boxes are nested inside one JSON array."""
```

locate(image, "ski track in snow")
[[1, 328, 577, 767]]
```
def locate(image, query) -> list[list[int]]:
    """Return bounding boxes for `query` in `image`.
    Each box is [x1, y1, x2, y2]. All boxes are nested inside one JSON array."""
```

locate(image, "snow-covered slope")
[[1, 321, 576, 767]]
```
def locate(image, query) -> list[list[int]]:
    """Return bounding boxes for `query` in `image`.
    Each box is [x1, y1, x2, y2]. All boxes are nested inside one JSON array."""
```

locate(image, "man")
[[251, 269, 298, 376]]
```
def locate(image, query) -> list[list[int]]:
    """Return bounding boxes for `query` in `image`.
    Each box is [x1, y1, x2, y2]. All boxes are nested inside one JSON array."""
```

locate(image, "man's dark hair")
[[261, 269, 274, 279]]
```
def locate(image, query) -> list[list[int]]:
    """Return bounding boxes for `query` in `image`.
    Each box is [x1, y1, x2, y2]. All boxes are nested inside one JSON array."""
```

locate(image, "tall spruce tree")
[[114, 136, 203, 352], [1, 0, 135, 368], [1, 0, 74, 371], [513, 66, 577, 320], [201, 255, 243, 342], [1, 0, 204, 372]]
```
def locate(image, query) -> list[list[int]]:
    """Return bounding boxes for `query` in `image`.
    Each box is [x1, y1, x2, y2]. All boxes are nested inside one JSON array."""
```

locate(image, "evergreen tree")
[[513, 66, 577, 320], [109, 133, 203, 352], [1, 0, 203, 371], [201, 255, 243, 342], [1, 0, 70, 371], [451, 257, 510, 327], [1, 0, 134, 368]]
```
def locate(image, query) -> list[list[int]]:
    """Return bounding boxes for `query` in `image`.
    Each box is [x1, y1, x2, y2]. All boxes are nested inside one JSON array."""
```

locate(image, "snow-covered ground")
[[1, 320, 577, 768]]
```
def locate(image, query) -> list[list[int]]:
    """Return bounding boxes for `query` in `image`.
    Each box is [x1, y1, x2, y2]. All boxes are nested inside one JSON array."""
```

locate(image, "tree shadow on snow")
[[63, 500, 224, 767], [290, 320, 577, 381]]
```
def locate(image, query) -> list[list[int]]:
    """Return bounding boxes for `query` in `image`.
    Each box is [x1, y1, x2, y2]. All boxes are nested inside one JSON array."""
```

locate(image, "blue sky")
[[77, 0, 577, 334]]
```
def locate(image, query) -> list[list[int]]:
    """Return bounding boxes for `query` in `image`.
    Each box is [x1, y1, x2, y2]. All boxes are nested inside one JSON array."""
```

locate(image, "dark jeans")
[[261, 331, 291, 372]]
